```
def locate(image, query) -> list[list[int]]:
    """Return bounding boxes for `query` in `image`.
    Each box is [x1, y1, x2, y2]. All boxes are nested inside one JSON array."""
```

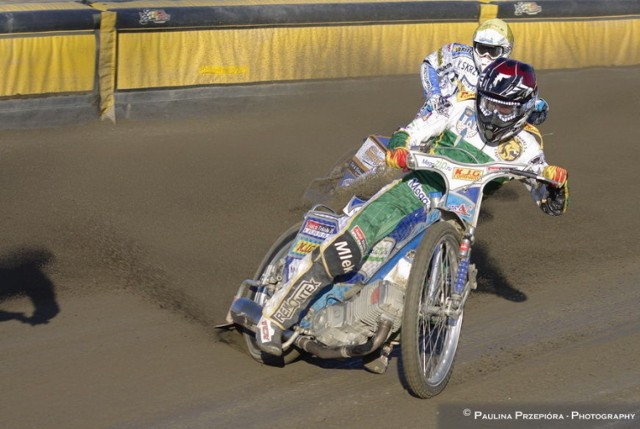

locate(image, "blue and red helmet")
[[476, 58, 538, 144]]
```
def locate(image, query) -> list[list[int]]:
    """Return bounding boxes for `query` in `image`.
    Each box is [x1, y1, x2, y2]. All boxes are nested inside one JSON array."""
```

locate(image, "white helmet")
[[472, 19, 514, 72]]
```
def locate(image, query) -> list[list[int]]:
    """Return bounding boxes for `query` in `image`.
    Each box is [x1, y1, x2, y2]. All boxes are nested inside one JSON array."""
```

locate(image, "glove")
[[386, 147, 409, 169], [386, 130, 410, 169], [387, 129, 409, 149], [528, 98, 549, 126], [428, 95, 452, 116], [541, 165, 569, 216], [542, 165, 567, 187]]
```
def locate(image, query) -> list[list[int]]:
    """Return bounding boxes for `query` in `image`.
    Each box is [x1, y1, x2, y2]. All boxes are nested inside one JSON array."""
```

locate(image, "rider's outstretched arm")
[[527, 164, 569, 216]]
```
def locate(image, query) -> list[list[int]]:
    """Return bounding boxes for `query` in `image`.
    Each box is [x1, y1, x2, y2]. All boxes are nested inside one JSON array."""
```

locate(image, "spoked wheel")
[[242, 223, 302, 365], [401, 221, 463, 398]]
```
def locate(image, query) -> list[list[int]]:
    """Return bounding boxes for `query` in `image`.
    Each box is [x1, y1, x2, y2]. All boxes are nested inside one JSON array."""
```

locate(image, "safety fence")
[[1, 0, 639, 123]]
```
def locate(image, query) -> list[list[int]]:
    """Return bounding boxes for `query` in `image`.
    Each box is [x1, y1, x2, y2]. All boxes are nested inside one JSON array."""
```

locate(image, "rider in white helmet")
[[471, 18, 514, 72], [420, 18, 548, 125]]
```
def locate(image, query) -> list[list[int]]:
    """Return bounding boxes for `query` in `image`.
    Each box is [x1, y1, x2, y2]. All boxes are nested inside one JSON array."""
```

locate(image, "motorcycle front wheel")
[[243, 223, 302, 365], [401, 221, 463, 398]]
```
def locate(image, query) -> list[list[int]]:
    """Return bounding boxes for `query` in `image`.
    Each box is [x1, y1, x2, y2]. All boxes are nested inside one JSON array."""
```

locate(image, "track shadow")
[[472, 185, 528, 302], [471, 241, 528, 302], [0, 248, 60, 325], [301, 354, 363, 370]]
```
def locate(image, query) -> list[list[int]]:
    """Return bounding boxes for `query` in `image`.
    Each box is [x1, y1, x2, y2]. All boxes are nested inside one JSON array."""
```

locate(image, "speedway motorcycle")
[[226, 146, 560, 398]]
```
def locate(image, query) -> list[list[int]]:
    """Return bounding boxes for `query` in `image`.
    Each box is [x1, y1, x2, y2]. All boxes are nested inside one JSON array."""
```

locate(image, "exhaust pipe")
[[230, 297, 393, 358], [228, 297, 263, 332], [294, 318, 393, 359]]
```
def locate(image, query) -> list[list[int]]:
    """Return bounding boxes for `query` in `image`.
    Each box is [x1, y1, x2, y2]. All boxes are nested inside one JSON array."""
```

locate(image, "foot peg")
[[363, 343, 393, 374]]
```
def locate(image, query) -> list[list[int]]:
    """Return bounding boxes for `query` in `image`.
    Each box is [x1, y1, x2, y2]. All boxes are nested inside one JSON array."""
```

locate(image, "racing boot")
[[257, 258, 332, 356]]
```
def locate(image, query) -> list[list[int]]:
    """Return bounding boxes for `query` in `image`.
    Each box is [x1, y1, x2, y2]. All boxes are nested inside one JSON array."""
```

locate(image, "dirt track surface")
[[1, 68, 639, 429]]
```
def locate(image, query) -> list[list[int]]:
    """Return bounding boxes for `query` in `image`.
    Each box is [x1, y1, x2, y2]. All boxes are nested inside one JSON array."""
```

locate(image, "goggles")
[[479, 95, 522, 122], [474, 43, 504, 59]]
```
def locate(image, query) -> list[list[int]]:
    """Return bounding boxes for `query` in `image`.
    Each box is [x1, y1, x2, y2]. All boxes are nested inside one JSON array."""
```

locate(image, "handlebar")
[[502, 167, 562, 188], [406, 151, 562, 188]]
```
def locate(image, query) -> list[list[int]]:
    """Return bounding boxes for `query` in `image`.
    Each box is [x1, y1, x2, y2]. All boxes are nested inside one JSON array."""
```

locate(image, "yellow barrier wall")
[[2, 1, 640, 123], [512, 19, 640, 69], [0, 34, 96, 97], [0, 3, 99, 98], [115, 23, 477, 90]]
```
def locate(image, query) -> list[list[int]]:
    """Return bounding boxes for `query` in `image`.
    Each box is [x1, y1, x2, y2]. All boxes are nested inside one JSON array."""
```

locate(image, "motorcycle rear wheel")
[[243, 223, 302, 365], [401, 221, 463, 398]]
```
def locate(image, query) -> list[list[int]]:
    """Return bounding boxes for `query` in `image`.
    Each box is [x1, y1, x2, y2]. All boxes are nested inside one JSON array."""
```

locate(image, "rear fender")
[[437, 209, 466, 234]]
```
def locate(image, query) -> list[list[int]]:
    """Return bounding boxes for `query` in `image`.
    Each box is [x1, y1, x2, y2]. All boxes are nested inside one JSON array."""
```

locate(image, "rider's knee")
[[321, 232, 363, 277]]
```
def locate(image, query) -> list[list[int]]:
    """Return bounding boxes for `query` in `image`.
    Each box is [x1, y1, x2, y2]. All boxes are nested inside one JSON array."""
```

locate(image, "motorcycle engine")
[[308, 280, 404, 347]]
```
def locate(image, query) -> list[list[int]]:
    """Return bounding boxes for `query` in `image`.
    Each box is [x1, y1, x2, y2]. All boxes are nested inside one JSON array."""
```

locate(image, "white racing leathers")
[[420, 43, 479, 109], [402, 99, 552, 207]]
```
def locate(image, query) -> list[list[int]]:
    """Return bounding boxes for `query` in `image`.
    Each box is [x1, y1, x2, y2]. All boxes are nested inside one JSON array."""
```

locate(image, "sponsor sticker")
[[456, 78, 476, 101], [407, 178, 431, 208], [333, 240, 357, 274], [258, 319, 275, 342], [359, 237, 396, 279], [199, 65, 248, 76], [448, 203, 474, 217], [515, 2, 542, 16], [349, 136, 387, 172], [362, 145, 385, 167], [436, 62, 453, 73], [139, 9, 171, 25], [455, 107, 478, 138], [459, 61, 477, 76], [451, 44, 473, 55], [496, 139, 524, 161], [433, 159, 454, 172], [292, 240, 318, 255], [302, 219, 335, 239], [272, 278, 322, 325], [350, 225, 368, 253], [453, 167, 483, 181]]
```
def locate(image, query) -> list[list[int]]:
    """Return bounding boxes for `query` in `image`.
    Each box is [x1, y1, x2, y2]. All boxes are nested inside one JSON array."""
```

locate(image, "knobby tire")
[[243, 223, 302, 366], [401, 221, 463, 398]]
